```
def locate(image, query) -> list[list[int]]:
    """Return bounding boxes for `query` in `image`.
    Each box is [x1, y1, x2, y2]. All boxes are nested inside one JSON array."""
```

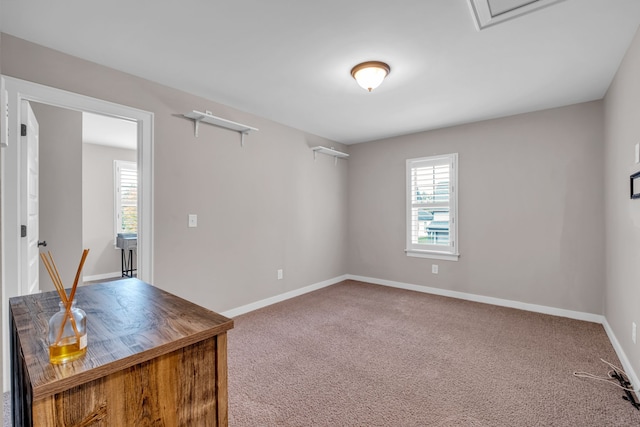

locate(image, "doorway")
[[82, 112, 139, 284], [1, 76, 154, 392], [27, 105, 140, 293]]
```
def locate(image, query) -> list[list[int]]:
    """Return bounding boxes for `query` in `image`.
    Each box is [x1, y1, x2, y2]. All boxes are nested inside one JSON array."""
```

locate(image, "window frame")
[[405, 153, 459, 261], [113, 160, 138, 243]]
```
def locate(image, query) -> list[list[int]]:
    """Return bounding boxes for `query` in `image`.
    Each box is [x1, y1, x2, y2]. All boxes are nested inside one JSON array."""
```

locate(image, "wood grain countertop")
[[9, 278, 234, 400]]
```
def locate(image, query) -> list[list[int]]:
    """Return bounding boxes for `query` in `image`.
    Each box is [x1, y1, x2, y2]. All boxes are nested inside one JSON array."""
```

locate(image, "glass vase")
[[48, 300, 87, 364]]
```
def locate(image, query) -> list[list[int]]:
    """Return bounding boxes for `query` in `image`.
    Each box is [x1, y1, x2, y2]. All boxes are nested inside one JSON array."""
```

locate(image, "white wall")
[[604, 27, 640, 385], [347, 101, 605, 315], [82, 143, 136, 279]]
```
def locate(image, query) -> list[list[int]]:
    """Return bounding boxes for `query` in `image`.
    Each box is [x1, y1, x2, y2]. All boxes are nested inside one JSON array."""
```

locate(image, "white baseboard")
[[346, 274, 604, 323], [221, 273, 603, 323], [602, 318, 640, 400], [83, 272, 122, 282], [221, 275, 348, 318]]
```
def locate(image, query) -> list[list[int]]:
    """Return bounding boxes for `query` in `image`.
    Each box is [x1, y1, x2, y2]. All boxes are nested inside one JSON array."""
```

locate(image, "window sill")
[[405, 249, 459, 261]]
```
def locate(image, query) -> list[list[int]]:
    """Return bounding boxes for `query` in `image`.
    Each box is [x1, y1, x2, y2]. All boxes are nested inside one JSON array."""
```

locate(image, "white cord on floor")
[[573, 358, 639, 393]]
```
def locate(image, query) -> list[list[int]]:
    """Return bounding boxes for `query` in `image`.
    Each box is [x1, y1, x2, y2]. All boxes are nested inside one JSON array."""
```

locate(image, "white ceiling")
[[82, 112, 137, 151], [2, 0, 639, 144], [489, 0, 548, 16]]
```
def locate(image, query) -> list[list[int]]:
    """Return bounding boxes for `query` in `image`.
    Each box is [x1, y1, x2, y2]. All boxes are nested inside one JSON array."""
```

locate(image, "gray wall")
[[4, 27, 640, 391], [347, 101, 605, 315], [604, 27, 640, 383], [7, 31, 640, 381], [0, 34, 349, 313], [82, 143, 136, 278], [31, 102, 83, 293]]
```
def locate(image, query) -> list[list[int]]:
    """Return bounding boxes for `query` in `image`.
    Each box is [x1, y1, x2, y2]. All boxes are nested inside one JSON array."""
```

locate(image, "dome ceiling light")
[[350, 61, 391, 92]]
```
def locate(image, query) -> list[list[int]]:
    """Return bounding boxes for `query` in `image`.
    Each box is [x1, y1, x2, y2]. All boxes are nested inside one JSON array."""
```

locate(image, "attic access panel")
[[468, 0, 565, 30], [488, 0, 538, 16]]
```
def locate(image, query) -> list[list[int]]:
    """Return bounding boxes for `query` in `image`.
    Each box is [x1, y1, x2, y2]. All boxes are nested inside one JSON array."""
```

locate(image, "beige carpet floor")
[[227, 280, 640, 426]]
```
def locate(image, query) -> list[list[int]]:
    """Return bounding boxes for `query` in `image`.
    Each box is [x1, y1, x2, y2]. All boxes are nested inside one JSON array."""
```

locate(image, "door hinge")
[[21, 225, 27, 238], [21, 124, 27, 136]]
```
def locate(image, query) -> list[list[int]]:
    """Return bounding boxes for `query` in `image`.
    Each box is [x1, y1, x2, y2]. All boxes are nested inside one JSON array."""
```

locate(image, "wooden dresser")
[[9, 278, 234, 426]]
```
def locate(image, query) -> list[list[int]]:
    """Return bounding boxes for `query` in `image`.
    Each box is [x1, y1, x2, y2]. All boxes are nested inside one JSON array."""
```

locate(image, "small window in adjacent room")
[[406, 153, 459, 261], [114, 160, 138, 242]]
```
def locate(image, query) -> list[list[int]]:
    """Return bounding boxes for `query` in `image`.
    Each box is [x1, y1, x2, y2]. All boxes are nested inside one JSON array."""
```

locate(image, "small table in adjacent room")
[[10, 278, 234, 426], [116, 232, 137, 277]]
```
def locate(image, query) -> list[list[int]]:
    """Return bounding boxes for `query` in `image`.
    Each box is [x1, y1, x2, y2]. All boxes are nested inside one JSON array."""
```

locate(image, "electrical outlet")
[[432, 264, 438, 274], [277, 269, 283, 280], [633, 322, 637, 344]]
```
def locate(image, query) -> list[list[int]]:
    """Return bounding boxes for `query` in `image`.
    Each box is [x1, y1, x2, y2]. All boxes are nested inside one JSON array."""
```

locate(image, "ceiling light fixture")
[[350, 61, 390, 92]]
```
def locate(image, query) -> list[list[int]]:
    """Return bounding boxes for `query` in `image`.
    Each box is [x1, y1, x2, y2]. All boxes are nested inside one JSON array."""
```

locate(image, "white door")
[[21, 100, 41, 295]]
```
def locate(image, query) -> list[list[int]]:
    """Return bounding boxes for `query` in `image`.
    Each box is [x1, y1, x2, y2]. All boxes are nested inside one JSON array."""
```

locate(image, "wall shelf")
[[311, 146, 349, 165], [184, 110, 258, 146]]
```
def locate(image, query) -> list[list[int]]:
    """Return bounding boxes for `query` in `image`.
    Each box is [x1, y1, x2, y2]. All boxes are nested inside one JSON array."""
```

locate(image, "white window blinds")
[[406, 153, 458, 260], [114, 160, 138, 239]]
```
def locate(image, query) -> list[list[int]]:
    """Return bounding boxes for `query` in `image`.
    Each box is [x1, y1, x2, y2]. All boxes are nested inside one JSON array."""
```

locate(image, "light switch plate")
[[188, 214, 197, 228]]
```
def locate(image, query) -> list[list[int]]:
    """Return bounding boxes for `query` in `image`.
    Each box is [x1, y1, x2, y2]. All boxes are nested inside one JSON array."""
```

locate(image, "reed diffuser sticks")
[[40, 249, 89, 346]]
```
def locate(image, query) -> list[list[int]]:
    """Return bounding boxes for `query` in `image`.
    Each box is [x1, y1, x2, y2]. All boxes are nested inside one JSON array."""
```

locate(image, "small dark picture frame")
[[631, 171, 640, 199]]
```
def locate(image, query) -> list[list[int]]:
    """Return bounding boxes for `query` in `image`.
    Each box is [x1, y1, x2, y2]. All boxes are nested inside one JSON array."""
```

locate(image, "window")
[[406, 153, 458, 261], [114, 160, 138, 241]]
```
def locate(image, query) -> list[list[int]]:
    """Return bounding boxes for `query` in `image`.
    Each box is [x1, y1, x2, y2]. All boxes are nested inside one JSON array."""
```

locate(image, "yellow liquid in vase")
[[49, 335, 87, 364]]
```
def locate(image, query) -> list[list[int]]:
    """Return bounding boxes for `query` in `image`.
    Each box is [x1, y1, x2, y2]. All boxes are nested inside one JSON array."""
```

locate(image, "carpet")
[[5, 280, 639, 426], [227, 280, 640, 426]]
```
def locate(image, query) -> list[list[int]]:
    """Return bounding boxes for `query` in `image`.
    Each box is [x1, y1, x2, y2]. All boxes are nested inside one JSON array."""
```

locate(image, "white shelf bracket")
[[334, 156, 338, 166], [241, 132, 247, 147], [194, 118, 202, 137], [313, 151, 317, 161]]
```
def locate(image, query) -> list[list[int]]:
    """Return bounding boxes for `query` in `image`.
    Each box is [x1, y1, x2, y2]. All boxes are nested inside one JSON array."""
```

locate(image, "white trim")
[[1, 75, 154, 392], [405, 249, 460, 261], [467, 0, 566, 31], [406, 153, 458, 258], [221, 275, 348, 318], [113, 159, 138, 242], [220, 272, 605, 323], [346, 274, 604, 323], [1, 75, 154, 284], [1, 77, 7, 147], [83, 272, 122, 283], [602, 318, 640, 401]]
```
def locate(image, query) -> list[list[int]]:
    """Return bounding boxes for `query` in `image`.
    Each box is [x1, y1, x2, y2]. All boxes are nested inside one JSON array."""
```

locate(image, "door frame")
[[1, 75, 154, 391]]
